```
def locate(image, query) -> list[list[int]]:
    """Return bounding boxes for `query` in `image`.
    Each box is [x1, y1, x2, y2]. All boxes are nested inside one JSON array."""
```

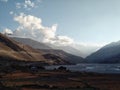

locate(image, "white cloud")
[[50, 36, 73, 46], [14, 13, 43, 30], [0, 0, 8, 2], [13, 13, 73, 46], [12, 13, 105, 57], [8, 13, 107, 57], [16, 3, 21, 9], [16, 0, 41, 10], [24, 0, 35, 8], [2, 28, 13, 35], [9, 11, 14, 15]]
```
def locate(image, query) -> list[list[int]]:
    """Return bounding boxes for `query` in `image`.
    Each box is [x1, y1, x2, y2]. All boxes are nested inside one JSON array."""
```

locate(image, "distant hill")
[[12, 37, 52, 49], [48, 44, 85, 58], [0, 33, 69, 65], [12, 37, 84, 58], [40, 49, 84, 64], [12, 37, 84, 64], [86, 41, 120, 63]]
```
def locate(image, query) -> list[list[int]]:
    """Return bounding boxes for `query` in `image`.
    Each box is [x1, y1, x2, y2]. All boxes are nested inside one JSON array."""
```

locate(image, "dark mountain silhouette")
[[40, 49, 84, 64], [86, 41, 120, 63]]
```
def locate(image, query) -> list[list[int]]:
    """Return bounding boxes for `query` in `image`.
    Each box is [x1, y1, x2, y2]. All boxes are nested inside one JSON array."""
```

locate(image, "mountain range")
[[12, 37, 85, 58], [0, 33, 70, 65], [12, 37, 120, 63], [86, 41, 120, 63], [12, 37, 84, 64], [49, 44, 85, 57], [1, 33, 120, 64], [12, 37, 52, 49], [39, 49, 84, 64]]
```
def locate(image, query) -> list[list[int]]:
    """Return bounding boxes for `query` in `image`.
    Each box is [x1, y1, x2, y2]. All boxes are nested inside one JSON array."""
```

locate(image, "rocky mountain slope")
[[12, 37, 52, 49], [86, 41, 120, 63], [0, 33, 69, 65], [12, 37, 84, 58], [49, 45, 85, 57], [40, 49, 84, 64], [12, 37, 84, 64]]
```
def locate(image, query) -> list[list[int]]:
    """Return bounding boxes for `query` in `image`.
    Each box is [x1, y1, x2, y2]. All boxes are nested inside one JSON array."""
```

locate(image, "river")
[[45, 64, 120, 74]]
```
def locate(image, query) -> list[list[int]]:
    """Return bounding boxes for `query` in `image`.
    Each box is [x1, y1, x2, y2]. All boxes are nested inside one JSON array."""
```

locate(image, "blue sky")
[[1, 0, 120, 45]]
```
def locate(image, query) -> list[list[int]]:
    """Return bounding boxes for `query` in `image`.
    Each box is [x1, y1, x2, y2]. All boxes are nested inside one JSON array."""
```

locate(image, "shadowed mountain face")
[[86, 41, 120, 63], [40, 49, 84, 64], [0, 33, 70, 65], [12, 37, 84, 58], [12, 37, 84, 64]]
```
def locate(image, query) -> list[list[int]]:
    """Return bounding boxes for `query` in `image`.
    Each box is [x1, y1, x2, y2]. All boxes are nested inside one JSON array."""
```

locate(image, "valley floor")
[[0, 69, 120, 90]]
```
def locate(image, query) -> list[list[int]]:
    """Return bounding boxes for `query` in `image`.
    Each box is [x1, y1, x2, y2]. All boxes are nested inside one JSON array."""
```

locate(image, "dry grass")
[[0, 70, 120, 90]]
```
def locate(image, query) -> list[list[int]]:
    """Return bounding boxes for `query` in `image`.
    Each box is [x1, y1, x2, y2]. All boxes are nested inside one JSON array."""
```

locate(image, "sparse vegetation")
[[0, 68, 120, 90], [57, 66, 67, 71]]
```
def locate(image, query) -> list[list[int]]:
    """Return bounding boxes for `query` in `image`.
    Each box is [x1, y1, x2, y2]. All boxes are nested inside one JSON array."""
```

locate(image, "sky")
[[1, 0, 120, 48]]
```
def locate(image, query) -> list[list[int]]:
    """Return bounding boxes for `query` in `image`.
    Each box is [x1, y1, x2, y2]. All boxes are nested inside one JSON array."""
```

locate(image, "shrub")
[[57, 66, 67, 71]]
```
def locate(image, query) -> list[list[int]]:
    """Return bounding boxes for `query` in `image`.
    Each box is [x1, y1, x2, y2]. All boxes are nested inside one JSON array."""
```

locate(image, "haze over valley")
[[0, 1, 120, 90]]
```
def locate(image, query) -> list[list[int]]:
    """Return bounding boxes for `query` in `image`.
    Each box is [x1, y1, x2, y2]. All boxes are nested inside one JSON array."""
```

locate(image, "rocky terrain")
[[40, 49, 84, 64], [12, 37, 84, 64], [86, 41, 120, 63], [0, 66, 120, 90], [0, 33, 70, 65]]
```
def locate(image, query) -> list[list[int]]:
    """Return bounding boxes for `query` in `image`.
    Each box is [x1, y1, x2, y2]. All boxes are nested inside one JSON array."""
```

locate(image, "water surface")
[[45, 64, 120, 74]]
